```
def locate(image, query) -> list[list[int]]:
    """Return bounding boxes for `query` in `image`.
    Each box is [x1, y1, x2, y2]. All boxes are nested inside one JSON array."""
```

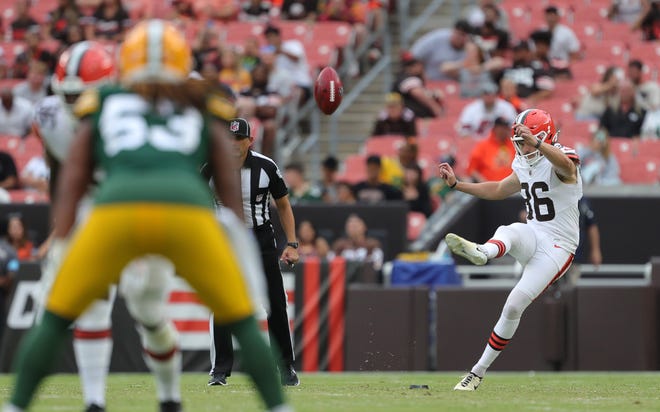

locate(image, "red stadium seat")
[[619, 157, 659, 184], [337, 154, 366, 184], [364, 135, 406, 157], [9, 189, 49, 204], [407, 211, 426, 241], [0, 41, 26, 66]]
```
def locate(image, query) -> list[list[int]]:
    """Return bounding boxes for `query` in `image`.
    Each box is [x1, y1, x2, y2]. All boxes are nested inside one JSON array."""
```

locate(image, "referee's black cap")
[[229, 118, 252, 139]]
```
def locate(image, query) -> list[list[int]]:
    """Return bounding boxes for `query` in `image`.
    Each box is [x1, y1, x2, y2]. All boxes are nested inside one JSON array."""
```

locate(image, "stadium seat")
[[337, 154, 366, 184], [619, 157, 659, 184], [406, 211, 426, 241], [364, 135, 406, 157], [9, 189, 49, 204], [0, 41, 26, 66]]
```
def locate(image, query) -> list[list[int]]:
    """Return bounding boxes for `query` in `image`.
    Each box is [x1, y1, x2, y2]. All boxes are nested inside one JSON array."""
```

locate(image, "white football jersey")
[[33, 95, 78, 163], [512, 146, 582, 253]]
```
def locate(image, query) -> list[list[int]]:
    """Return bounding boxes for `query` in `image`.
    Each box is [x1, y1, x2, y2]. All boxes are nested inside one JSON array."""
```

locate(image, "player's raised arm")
[[438, 162, 520, 200], [513, 123, 578, 183]]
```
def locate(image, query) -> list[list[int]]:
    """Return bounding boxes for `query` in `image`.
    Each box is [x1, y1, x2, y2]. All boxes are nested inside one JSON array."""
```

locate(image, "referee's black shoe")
[[85, 404, 105, 412], [208, 371, 228, 386], [281, 365, 300, 386], [159, 400, 182, 412]]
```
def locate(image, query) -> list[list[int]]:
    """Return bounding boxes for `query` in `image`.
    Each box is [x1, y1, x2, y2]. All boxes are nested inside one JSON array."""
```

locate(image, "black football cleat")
[[280, 365, 300, 386]]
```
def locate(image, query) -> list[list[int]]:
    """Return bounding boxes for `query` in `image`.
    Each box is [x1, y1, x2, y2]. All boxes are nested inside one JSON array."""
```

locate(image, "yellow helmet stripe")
[[67, 41, 91, 78], [147, 20, 164, 76]]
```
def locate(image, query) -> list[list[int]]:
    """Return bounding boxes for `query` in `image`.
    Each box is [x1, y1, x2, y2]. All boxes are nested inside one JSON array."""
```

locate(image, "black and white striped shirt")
[[240, 150, 288, 229], [204, 150, 288, 229]]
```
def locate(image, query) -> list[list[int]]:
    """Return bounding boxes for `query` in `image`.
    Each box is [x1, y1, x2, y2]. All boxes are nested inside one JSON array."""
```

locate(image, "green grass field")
[[1, 372, 659, 411]]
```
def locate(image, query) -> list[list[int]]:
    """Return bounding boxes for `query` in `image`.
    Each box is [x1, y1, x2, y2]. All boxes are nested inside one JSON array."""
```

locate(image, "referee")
[[208, 118, 300, 386]]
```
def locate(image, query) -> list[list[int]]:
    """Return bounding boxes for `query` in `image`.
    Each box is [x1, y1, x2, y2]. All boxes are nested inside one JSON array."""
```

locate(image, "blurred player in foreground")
[[34, 40, 179, 412], [4, 20, 289, 412], [438, 109, 582, 391]]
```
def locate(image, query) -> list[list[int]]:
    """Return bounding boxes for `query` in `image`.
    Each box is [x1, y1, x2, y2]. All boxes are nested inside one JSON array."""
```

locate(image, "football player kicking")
[[438, 109, 582, 391], [33, 41, 181, 412], [4, 20, 289, 412]]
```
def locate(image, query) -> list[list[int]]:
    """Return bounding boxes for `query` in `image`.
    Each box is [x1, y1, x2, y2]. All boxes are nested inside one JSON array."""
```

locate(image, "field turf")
[[1, 372, 659, 411]]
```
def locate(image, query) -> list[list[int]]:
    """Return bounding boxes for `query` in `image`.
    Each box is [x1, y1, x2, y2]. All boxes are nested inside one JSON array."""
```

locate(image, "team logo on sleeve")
[[230, 120, 240, 132]]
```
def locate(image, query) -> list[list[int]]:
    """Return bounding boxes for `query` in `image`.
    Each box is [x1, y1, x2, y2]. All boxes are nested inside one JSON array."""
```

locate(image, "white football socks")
[[74, 336, 112, 407]]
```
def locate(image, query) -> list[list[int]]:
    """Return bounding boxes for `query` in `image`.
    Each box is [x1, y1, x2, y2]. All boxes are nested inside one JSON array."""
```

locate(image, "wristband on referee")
[[534, 139, 543, 149], [449, 180, 458, 189]]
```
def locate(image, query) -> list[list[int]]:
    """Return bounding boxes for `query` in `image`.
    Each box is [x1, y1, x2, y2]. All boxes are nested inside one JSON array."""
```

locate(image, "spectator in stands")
[[318, 155, 340, 203], [264, 24, 313, 106], [296, 220, 330, 260], [410, 19, 473, 81], [240, 36, 262, 72], [317, 0, 369, 60], [336, 181, 357, 204], [6, 214, 33, 261], [499, 77, 526, 113], [401, 164, 433, 217], [237, 63, 281, 157], [0, 219, 19, 346], [84, 0, 131, 42], [170, 0, 197, 20], [428, 154, 457, 204], [279, 0, 318, 20], [219, 46, 252, 94], [498, 40, 555, 103], [457, 82, 517, 139], [392, 53, 443, 118], [608, 0, 645, 24], [627, 59, 660, 111], [353, 155, 403, 203], [284, 163, 323, 204], [60, 23, 86, 49], [466, 117, 516, 183], [530, 29, 572, 80], [240, 0, 273, 22], [193, 0, 241, 21], [463, 0, 509, 31], [543, 5, 581, 62], [12, 61, 48, 106], [332, 213, 384, 272], [574, 65, 622, 121], [632, 0, 660, 40], [10, 0, 39, 41], [47, 0, 83, 42], [599, 79, 646, 138], [0, 151, 19, 190], [371, 92, 418, 137], [20, 154, 50, 195], [14, 29, 56, 78], [0, 88, 33, 137], [380, 142, 420, 188], [192, 24, 222, 71], [578, 128, 622, 186]]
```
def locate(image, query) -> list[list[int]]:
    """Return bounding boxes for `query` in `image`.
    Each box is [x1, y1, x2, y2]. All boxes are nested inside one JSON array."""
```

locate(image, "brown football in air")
[[314, 66, 343, 115]]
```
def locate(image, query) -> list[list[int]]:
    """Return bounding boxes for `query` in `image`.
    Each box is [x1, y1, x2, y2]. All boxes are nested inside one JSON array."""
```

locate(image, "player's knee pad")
[[120, 255, 175, 327], [216, 208, 269, 313], [141, 321, 179, 354], [75, 286, 117, 331], [502, 288, 533, 320]]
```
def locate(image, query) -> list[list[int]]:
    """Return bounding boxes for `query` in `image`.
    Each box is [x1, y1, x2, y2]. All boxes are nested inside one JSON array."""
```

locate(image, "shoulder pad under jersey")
[[554, 143, 580, 162]]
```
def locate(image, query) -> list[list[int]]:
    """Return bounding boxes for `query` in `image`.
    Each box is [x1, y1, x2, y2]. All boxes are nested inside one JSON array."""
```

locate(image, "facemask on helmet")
[[511, 109, 558, 166]]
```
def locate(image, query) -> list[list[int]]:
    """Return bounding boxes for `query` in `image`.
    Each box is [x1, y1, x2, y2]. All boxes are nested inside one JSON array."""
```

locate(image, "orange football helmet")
[[118, 19, 192, 85], [511, 108, 558, 166], [51, 41, 116, 96]]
